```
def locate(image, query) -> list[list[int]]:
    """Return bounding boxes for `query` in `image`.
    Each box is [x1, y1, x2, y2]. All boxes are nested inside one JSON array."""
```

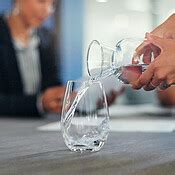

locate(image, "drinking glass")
[[87, 38, 155, 84], [61, 80, 110, 152]]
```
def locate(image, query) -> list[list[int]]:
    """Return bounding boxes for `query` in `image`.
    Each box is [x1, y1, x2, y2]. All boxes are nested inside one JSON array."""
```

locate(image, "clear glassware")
[[61, 80, 109, 152], [87, 38, 155, 84]]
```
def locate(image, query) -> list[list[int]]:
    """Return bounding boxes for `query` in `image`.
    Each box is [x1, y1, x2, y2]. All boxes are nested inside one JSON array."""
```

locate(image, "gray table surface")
[[1, 116, 175, 175]]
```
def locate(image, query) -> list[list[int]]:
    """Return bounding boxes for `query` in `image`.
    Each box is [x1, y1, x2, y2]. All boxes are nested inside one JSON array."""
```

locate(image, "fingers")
[[146, 33, 164, 50], [158, 81, 171, 91], [42, 86, 66, 113], [131, 34, 166, 90], [47, 99, 63, 113], [135, 40, 150, 58], [119, 64, 142, 84], [133, 33, 163, 65], [141, 43, 160, 64], [131, 63, 155, 89], [133, 38, 159, 65], [149, 43, 161, 59], [142, 47, 152, 64], [132, 40, 150, 64], [143, 76, 161, 91], [131, 63, 175, 91], [164, 30, 175, 39]]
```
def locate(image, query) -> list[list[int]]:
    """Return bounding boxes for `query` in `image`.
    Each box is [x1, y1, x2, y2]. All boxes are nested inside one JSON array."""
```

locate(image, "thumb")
[[146, 33, 164, 50]]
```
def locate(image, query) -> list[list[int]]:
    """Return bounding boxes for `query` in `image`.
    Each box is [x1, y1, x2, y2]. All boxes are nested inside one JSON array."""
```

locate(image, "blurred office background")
[[1, 0, 175, 105]]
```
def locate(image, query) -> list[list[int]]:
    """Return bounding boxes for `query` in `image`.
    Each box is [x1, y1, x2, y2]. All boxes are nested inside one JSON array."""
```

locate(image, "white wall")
[[154, 0, 175, 25]]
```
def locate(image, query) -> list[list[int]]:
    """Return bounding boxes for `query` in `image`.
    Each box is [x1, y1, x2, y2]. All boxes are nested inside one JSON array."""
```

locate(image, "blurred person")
[[0, 0, 65, 117], [129, 14, 175, 107]]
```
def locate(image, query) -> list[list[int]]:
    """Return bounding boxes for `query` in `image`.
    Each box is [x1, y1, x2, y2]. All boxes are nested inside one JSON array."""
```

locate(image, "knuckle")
[[164, 31, 170, 37], [155, 71, 165, 81], [138, 78, 146, 86], [164, 31, 173, 39], [152, 62, 159, 71]]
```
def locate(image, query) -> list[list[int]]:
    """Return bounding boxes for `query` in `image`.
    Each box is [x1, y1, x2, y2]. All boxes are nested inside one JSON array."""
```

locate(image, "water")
[[64, 84, 89, 129], [64, 64, 148, 125], [64, 64, 148, 127], [64, 118, 109, 152], [62, 80, 109, 152], [62, 64, 148, 152], [117, 64, 148, 84], [90, 63, 148, 83], [67, 137, 105, 152]]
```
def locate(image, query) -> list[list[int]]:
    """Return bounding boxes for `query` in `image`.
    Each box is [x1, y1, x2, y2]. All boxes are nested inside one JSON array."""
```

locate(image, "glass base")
[[67, 140, 105, 153]]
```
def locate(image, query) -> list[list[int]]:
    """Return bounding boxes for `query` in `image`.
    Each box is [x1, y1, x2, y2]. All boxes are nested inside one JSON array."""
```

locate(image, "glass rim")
[[61, 79, 108, 123], [86, 40, 116, 77], [86, 40, 103, 77]]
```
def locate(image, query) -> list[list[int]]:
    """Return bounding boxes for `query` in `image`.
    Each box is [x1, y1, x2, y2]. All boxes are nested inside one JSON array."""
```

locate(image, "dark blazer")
[[0, 16, 61, 116]]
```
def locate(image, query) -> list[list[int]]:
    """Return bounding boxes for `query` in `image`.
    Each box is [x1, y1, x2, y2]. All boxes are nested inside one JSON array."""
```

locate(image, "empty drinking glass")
[[61, 80, 109, 152]]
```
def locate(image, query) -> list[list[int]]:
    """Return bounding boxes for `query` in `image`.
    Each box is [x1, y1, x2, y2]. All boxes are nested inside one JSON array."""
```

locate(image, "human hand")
[[132, 34, 175, 91], [151, 14, 175, 39], [41, 86, 66, 114], [133, 14, 175, 65]]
